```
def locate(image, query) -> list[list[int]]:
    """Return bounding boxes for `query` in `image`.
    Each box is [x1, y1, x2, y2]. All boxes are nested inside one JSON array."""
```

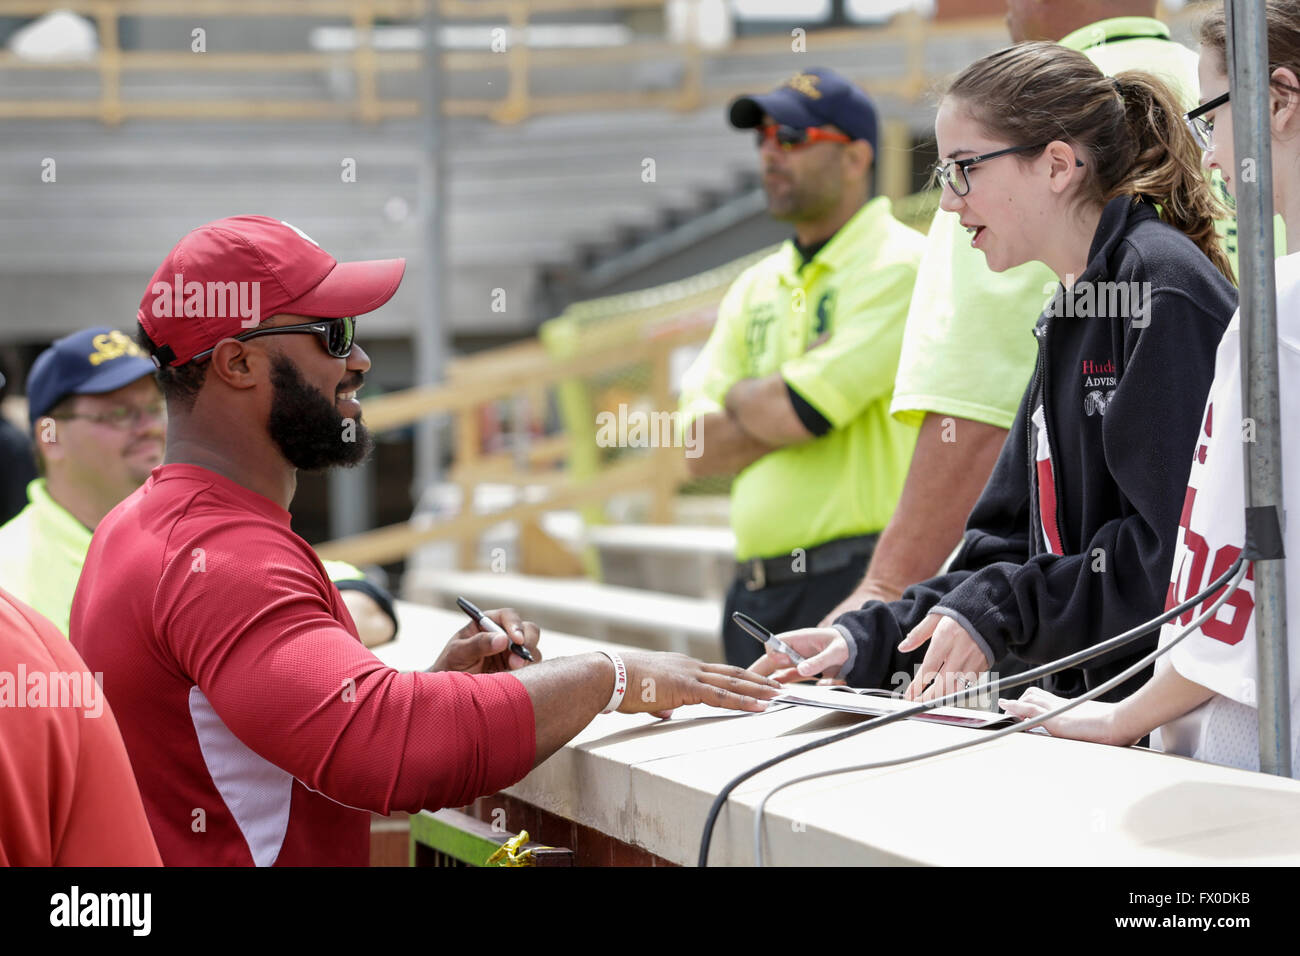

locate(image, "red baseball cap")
[[137, 215, 406, 367]]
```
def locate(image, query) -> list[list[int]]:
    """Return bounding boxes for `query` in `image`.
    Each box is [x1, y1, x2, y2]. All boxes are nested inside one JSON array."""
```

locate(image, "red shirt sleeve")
[[155, 521, 536, 814], [0, 589, 161, 866]]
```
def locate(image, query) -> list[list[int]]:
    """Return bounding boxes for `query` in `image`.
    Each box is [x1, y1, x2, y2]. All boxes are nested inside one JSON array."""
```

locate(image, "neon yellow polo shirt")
[[680, 196, 925, 561], [0, 479, 93, 637], [890, 17, 1202, 430], [0, 479, 373, 638]]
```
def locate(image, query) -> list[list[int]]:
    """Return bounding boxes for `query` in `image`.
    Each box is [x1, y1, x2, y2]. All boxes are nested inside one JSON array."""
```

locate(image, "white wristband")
[[596, 651, 627, 714]]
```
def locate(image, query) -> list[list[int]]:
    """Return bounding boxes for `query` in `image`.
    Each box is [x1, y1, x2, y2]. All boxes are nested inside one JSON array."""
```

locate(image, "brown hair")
[[1200, 0, 1300, 95], [945, 41, 1234, 282]]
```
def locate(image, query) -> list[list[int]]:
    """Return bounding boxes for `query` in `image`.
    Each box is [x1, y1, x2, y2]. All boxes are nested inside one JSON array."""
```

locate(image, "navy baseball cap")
[[729, 68, 878, 153], [27, 328, 157, 428]]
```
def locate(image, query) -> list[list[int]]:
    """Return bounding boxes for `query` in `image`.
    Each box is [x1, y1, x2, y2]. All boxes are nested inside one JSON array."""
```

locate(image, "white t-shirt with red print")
[[1152, 253, 1300, 776]]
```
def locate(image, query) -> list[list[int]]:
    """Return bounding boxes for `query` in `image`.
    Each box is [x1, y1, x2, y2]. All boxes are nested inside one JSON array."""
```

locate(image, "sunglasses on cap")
[[189, 316, 356, 363], [755, 123, 853, 150]]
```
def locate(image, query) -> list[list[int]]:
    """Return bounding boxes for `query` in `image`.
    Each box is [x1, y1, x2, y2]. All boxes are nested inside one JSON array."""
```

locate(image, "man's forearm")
[[850, 414, 1008, 602], [513, 653, 614, 767], [725, 375, 813, 446], [685, 411, 773, 478]]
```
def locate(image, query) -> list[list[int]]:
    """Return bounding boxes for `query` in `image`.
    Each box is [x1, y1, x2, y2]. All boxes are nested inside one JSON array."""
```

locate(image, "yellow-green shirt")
[[679, 196, 925, 560], [0, 479, 93, 637], [891, 17, 1205, 430], [0, 478, 372, 637]]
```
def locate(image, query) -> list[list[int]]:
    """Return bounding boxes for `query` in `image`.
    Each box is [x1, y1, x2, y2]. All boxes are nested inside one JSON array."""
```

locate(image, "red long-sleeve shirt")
[[0, 587, 162, 866], [70, 464, 535, 866]]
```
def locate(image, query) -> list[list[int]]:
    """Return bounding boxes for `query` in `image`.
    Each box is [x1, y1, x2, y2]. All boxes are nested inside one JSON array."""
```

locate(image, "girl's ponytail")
[[1110, 72, 1234, 283]]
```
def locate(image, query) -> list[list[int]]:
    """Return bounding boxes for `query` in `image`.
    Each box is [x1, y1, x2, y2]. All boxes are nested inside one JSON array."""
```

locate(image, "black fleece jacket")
[[836, 196, 1238, 700]]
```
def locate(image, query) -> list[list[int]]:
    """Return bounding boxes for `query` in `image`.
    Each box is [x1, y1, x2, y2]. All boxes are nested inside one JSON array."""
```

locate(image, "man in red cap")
[[71, 216, 778, 866]]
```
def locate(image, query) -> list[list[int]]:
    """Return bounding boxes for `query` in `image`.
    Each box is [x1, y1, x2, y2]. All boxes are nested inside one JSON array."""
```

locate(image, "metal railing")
[[0, 1, 1207, 126], [313, 322, 707, 569], [0, 0, 1015, 125], [313, 250, 754, 569], [0, 0, 426, 121]]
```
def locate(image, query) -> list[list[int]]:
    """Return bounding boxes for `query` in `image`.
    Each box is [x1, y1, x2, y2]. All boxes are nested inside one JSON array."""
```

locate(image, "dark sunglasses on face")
[[755, 123, 853, 150], [190, 316, 356, 363]]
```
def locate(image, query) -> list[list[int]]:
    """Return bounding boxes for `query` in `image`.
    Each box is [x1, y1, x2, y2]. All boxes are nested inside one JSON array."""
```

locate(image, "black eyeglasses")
[[190, 316, 356, 363], [934, 143, 1083, 197], [1185, 90, 1230, 152]]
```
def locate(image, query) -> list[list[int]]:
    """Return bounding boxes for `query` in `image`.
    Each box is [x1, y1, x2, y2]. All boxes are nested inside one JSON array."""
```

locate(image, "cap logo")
[[88, 330, 147, 366], [784, 72, 823, 99], [279, 220, 321, 248]]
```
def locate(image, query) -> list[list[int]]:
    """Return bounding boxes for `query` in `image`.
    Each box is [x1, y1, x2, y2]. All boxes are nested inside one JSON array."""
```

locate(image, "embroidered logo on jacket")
[[1081, 359, 1117, 416]]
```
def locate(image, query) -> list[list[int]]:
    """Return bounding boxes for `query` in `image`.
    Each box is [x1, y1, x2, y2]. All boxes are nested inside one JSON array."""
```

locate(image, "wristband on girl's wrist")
[[595, 651, 627, 714]]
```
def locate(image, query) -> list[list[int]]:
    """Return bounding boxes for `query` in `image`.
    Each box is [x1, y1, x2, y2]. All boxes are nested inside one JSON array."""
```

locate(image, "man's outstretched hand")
[[618, 651, 781, 718]]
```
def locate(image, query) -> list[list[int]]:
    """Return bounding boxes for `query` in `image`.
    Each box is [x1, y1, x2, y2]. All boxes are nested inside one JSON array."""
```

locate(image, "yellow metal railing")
[[313, 241, 783, 571], [0, 0, 427, 121], [0, 0, 1209, 126], [0, 0, 1013, 125], [314, 320, 713, 570]]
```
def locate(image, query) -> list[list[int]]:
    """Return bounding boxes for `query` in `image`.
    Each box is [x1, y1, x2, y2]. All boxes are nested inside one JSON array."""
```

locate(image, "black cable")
[[696, 556, 1245, 867], [751, 560, 1246, 865]]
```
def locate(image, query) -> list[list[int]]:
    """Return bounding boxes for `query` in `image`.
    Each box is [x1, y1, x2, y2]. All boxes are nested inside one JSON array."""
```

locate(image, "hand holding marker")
[[457, 596, 535, 663], [732, 611, 806, 665]]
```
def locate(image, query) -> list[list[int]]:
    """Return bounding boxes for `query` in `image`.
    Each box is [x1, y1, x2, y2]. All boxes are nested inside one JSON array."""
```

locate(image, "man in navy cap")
[[0, 328, 164, 635], [679, 68, 926, 666], [0, 327, 398, 643]]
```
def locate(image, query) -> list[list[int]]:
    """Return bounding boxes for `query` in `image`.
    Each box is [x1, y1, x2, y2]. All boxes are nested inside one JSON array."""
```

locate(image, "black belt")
[[735, 533, 878, 591]]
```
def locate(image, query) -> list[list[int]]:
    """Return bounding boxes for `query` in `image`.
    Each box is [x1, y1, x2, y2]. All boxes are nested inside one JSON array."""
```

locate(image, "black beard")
[[267, 355, 372, 471]]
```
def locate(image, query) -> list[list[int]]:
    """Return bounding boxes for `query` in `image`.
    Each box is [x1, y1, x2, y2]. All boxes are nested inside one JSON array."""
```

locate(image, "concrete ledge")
[[378, 601, 1300, 866]]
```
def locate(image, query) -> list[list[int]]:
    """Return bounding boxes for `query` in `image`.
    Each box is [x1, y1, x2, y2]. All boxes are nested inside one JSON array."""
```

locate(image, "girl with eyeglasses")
[[1002, 0, 1300, 776], [758, 41, 1240, 714]]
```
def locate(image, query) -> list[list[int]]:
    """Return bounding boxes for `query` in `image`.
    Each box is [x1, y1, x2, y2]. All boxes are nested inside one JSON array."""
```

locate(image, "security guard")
[[0, 327, 399, 643], [679, 68, 925, 666]]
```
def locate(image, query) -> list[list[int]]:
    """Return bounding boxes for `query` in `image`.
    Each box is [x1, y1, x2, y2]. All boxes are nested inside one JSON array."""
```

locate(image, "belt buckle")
[[744, 558, 766, 591]]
